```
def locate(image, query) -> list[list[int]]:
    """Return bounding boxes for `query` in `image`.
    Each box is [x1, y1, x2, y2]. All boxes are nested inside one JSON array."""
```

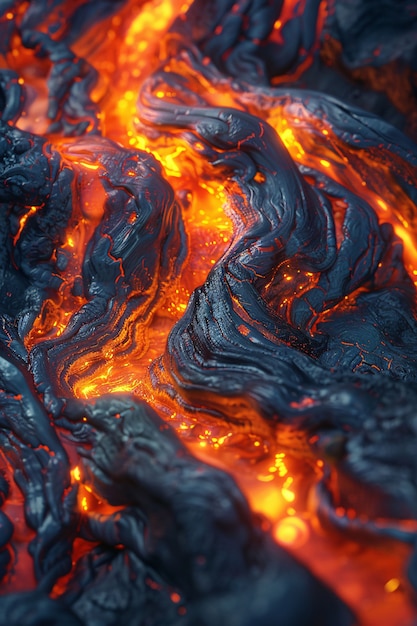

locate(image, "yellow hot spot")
[[81, 496, 88, 511], [280, 128, 305, 156], [71, 466, 81, 482], [80, 384, 97, 398], [282, 476, 295, 502], [254, 490, 282, 519], [384, 578, 400, 593], [117, 100, 134, 115], [200, 182, 215, 195], [110, 383, 138, 393], [282, 488, 295, 502], [134, 135, 149, 151], [377, 198, 388, 211], [275, 454, 288, 477], [257, 474, 275, 483], [78, 161, 99, 170], [273, 517, 308, 547], [127, 0, 175, 37], [395, 224, 417, 271], [320, 159, 330, 168], [160, 146, 186, 176], [275, 521, 297, 544]]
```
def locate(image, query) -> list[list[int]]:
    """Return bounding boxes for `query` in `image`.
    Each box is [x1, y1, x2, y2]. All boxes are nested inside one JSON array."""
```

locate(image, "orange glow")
[[13, 206, 38, 245], [7, 2, 417, 623], [384, 578, 401, 593], [170, 592, 181, 603], [252, 488, 283, 519]]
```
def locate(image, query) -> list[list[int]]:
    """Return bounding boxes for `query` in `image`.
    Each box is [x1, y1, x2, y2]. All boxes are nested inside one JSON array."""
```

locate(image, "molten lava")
[[1, 1, 417, 625]]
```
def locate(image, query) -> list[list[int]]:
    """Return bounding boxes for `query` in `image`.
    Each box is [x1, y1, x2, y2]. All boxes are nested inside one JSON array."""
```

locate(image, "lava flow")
[[0, 1, 417, 625]]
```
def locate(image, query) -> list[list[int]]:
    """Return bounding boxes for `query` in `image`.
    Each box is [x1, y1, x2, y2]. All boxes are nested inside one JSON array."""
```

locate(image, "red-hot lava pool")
[[1, 1, 417, 624]]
